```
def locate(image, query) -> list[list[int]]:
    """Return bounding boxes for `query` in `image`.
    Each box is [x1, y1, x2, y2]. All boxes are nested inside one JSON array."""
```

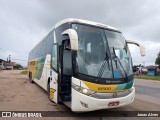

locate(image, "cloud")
[[0, 0, 160, 66], [0, 50, 18, 60]]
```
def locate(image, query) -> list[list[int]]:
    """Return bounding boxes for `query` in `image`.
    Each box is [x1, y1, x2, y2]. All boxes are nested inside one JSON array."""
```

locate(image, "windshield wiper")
[[97, 52, 110, 82], [113, 47, 128, 82]]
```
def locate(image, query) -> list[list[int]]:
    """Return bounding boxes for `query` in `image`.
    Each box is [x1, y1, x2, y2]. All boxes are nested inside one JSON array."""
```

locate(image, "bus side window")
[[51, 44, 58, 71]]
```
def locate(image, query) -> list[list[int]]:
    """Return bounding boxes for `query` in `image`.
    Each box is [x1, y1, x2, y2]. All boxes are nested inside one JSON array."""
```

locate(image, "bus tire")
[[29, 72, 34, 83], [47, 82, 50, 99], [47, 81, 52, 102]]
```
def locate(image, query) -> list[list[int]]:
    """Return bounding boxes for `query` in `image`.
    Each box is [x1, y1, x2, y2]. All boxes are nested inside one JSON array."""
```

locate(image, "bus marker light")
[[108, 101, 119, 107]]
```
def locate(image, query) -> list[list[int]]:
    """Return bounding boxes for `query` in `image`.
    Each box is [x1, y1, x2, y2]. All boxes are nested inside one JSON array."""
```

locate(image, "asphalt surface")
[[135, 79, 160, 105], [0, 70, 160, 120]]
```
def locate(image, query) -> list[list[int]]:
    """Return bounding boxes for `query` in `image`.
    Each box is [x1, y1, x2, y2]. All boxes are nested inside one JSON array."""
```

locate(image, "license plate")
[[108, 101, 119, 106]]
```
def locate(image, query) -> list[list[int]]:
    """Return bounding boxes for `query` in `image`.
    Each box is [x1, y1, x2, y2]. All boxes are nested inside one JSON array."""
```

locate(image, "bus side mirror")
[[62, 29, 78, 51], [126, 40, 145, 57]]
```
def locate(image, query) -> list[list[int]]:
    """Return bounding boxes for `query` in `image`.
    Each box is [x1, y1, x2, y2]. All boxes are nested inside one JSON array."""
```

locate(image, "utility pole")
[[0, 48, 1, 61], [9, 55, 11, 62], [8, 55, 11, 68], [143, 61, 145, 67]]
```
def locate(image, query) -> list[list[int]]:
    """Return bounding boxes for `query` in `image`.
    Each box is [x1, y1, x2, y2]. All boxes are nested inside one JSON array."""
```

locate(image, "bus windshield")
[[72, 24, 133, 79]]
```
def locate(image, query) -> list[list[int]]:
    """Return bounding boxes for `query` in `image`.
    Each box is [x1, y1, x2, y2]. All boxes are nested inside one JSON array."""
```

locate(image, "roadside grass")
[[20, 70, 27, 75], [135, 74, 160, 81]]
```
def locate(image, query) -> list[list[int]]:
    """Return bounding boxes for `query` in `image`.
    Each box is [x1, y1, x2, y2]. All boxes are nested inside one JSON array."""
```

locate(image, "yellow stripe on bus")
[[28, 58, 38, 80], [82, 80, 119, 93]]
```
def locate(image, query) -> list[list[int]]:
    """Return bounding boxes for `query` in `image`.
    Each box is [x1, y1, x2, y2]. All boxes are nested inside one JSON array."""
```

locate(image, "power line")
[[11, 59, 27, 61]]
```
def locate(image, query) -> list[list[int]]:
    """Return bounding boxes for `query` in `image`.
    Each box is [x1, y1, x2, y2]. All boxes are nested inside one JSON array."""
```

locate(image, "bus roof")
[[29, 18, 120, 53], [55, 18, 120, 32]]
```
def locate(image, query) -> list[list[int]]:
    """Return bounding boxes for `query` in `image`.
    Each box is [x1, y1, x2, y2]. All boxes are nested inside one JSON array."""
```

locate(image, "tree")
[[0, 59, 5, 63], [14, 63, 23, 69], [155, 51, 160, 68]]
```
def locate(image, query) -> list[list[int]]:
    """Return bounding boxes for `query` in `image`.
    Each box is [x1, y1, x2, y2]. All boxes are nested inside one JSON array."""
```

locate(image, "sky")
[[0, 0, 160, 67]]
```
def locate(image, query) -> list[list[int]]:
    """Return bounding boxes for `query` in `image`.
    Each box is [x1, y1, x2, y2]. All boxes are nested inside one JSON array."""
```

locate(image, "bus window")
[[51, 44, 58, 71]]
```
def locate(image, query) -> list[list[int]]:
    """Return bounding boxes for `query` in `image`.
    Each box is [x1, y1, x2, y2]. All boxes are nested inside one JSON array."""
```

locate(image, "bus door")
[[61, 46, 72, 102], [49, 44, 58, 103]]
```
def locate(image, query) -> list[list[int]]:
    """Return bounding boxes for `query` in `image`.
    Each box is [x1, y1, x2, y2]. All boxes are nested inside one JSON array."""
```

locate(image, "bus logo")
[[2, 112, 11, 117], [113, 93, 118, 98]]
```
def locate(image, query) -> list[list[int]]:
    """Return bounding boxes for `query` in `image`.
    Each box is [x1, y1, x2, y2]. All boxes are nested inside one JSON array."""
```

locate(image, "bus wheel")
[[47, 82, 50, 98], [29, 72, 34, 83], [47, 82, 52, 101]]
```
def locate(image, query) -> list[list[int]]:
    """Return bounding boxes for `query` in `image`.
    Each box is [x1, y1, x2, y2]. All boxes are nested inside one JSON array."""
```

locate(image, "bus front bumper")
[[71, 87, 135, 112]]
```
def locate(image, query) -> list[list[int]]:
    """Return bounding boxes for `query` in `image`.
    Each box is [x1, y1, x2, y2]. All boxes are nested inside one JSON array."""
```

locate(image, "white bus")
[[28, 18, 145, 112]]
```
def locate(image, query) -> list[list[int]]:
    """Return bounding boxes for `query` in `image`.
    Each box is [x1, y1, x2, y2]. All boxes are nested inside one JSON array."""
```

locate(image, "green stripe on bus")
[[115, 80, 134, 90], [115, 83, 126, 90], [124, 80, 134, 89], [34, 55, 46, 80]]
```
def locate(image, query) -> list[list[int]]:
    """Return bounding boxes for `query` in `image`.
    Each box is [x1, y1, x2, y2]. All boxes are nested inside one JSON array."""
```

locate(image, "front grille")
[[89, 89, 132, 99]]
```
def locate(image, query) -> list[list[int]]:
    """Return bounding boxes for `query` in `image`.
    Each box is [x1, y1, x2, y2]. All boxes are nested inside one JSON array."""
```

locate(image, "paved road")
[[0, 70, 160, 120], [135, 79, 160, 105]]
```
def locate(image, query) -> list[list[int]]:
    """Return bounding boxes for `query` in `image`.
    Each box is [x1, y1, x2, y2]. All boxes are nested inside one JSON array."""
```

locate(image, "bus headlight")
[[72, 84, 95, 96], [82, 89, 88, 94]]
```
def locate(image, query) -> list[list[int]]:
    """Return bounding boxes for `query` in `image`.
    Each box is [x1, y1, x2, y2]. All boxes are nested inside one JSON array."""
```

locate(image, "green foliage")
[[14, 63, 23, 69], [135, 75, 160, 81], [133, 64, 143, 68], [20, 70, 27, 75], [155, 51, 160, 68], [0, 59, 5, 63]]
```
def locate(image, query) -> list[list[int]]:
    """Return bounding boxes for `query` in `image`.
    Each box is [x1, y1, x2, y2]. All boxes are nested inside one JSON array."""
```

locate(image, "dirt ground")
[[0, 70, 67, 111], [0, 70, 160, 120]]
